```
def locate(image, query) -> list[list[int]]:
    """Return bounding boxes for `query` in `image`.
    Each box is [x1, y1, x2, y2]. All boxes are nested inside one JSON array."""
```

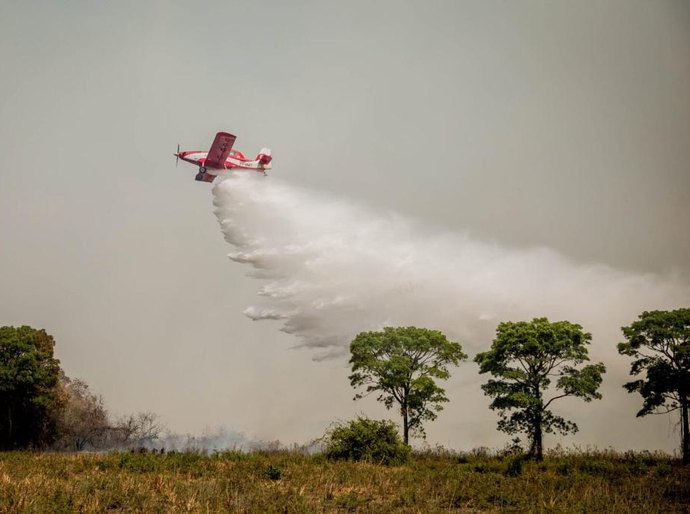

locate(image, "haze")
[[1, 1, 688, 451]]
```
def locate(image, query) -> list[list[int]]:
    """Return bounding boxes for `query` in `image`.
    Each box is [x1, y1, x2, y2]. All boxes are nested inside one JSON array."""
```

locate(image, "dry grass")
[[0, 449, 688, 512]]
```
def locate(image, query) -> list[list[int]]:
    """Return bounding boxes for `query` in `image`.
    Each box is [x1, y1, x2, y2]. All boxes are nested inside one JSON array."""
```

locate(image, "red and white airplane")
[[174, 132, 272, 182]]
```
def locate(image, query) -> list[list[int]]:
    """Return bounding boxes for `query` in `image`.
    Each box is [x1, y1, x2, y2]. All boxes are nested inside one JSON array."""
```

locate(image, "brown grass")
[[0, 449, 687, 512]]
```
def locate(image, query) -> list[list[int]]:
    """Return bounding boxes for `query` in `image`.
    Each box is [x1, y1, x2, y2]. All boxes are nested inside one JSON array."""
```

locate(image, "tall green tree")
[[618, 308, 690, 464], [0, 326, 62, 449], [349, 326, 466, 444], [475, 318, 606, 460]]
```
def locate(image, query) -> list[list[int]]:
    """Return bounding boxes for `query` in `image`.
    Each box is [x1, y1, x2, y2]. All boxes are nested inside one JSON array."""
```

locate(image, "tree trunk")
[[7, 406, 12, 448], [534, 419, 543, 461], [528, 410, 543, 461], [402, 402, 409, 445], [682, 396, 689, 465]]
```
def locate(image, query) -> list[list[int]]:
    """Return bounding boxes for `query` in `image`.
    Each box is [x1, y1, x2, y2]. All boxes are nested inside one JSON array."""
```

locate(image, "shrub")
[[504, 456, 524, 477], [655, 462, 672, 477], [323, 417, 410, 465], [499, 438, 524, 458], [556, 460, 573, 476], [265, 464, 282, 480]]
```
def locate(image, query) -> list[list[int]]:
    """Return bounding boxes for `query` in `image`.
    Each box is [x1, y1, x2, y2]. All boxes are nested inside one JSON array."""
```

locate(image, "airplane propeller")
[[174, 144, 180, 167]]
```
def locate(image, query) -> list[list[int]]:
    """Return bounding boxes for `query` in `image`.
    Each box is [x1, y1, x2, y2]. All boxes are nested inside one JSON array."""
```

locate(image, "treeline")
[[344, 308, 690, 463], [0, 326, 162, 451], [1, 307, 688, 462]]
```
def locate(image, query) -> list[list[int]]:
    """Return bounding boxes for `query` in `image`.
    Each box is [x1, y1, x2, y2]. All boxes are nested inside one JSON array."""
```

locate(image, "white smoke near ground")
[[151, 427, 250, 452], [212, 170, 689, 451], [144, 427, 320, 454]]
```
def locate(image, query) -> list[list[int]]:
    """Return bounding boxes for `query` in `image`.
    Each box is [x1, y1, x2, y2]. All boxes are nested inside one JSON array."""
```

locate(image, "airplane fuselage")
[[175, 132, 272, 182], [178, 151, 272, 175]]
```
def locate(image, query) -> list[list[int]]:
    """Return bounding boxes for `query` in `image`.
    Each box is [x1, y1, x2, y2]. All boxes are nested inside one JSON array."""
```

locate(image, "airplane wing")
[[204, 132, 236, 169]]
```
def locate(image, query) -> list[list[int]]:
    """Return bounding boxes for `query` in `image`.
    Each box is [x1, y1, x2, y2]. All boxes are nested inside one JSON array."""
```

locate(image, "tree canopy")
[[618, 308, 690, 463], [349, 326, 466, 444], [0, 324, 164, 452], [475, 318, 606, 460], [0, 325, 62, 449]]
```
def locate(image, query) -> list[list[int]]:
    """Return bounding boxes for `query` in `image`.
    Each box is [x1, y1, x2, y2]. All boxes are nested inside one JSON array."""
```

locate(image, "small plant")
[[473, 463, 488, 473], [655, 462, 672, 477], [323, 416, 410, 465], [500, 438, 524, 458], [504, 456, 524, 477], [265, 464, 282, 481], [556, 460, 573, 476], [470, 447, 492, 459]]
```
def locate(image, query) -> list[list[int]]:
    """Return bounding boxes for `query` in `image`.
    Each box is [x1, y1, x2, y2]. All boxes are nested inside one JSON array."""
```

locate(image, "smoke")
[[147, 427, 320, 453], [211, 171, 689, 450], [212, 171, 687, 359], [152, 427, 249, 452]]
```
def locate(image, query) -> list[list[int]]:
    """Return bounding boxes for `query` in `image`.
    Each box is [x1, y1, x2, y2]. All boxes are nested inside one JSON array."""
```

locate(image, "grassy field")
[[0, 449, 688, 513]]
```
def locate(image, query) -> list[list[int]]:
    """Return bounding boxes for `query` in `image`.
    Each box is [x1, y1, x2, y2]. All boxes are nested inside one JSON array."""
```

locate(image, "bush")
[[556, 460, 573, 476], [504, 456, 524, 477], [265, 464, 282, 480], [655, 462, 672, 477], [323, 417, 410, 465]]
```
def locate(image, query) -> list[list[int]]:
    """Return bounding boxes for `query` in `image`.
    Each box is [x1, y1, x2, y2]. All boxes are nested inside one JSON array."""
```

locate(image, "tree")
[[113, 411, 164, 449], [52, 372, 164, 451], [53, 373, 110, 451], [0, 325, 62, 449], [475, 318, 606, 460], [618, 308, 690, 464], [349, 326, 467, 444]]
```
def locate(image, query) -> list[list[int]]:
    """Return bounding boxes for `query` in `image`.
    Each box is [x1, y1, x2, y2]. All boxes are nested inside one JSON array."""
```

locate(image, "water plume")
[[211, 171, 690, 450], [212, 171, 687, 361]]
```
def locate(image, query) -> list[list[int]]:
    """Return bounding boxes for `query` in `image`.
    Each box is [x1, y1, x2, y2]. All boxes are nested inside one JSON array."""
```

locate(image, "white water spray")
[[212, 171, 688, 450], [212, 171, 687, 359]]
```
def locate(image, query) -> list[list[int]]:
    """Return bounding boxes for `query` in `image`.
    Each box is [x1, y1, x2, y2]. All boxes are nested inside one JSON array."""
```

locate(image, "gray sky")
[[1, 1, 689, 450]]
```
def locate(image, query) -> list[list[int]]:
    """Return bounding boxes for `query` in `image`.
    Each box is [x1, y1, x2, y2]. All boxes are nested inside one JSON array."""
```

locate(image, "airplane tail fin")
[[256, 148, 272, 166]]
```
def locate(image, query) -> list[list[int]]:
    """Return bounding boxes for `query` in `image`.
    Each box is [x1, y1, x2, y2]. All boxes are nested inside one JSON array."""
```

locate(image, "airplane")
[[174, 132, 272, 182]]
